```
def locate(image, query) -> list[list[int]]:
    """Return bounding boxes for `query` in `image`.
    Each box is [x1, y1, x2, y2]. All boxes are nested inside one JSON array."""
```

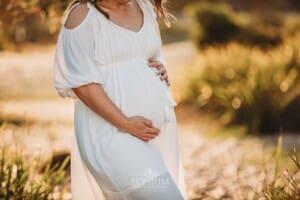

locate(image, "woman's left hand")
[[147, 58, 170, 86]]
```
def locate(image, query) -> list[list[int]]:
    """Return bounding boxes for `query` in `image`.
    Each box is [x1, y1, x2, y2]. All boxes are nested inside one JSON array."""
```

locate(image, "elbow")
[[72, 87, 85, 99], [72, 82, 103, 99]]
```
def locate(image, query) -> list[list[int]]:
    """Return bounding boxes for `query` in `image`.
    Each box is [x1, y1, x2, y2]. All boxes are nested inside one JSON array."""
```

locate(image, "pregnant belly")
[[102, 59, 169, 125]]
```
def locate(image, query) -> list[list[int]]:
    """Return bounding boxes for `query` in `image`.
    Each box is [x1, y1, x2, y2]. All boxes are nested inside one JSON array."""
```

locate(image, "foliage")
[[187, 2, 241, 47], [184, 2, 283, 49], [0, 0, 68, 47], [0, 148, 70, 199], [171, 0, 300, 12], [183, 41, 300, 134]]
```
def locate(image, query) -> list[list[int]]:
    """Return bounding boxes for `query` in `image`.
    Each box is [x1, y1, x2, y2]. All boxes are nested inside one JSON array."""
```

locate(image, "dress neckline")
[[92, 0, 146, 35]]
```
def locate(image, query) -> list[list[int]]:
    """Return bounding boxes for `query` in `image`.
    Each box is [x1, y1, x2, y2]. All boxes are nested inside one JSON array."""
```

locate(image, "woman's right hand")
[[120, 116, 160, 142]]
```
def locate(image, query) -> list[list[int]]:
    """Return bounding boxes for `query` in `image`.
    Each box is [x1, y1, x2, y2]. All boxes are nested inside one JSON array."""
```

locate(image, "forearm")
[[72, 83, 128, 130]]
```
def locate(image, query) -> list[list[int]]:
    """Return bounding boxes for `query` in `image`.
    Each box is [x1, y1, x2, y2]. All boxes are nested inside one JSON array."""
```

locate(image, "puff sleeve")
[[53, 6, 104, 99]]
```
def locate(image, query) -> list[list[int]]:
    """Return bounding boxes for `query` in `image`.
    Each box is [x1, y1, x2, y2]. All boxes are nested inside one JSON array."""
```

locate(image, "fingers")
[[147, 59, 170, 85], [133, 133, 155, 142], [144, 132, 158, 139], [131, 116, 161, 142], [139, 118, 160, 134], [146, 127, 160, 135], [166, 79, 171, 86], [140, 118, 160, 133], [159, 71, 170, 86], [160, 72, 168, 81], [141, 117, 153, 127], [139, 120, 160, 142], [148, 59, 163, 69], [156, 67, 166, 76], [139, 126, 160, 143], [139, 132, 159, 142], [134, 134, 150, 142]]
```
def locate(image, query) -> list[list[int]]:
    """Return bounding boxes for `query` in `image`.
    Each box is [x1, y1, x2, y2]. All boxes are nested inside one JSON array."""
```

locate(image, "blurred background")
[[0, 0, 299, 199]]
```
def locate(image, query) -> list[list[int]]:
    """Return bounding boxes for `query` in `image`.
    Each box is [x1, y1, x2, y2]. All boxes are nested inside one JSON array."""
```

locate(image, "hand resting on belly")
[[72, 83, 160, 142]]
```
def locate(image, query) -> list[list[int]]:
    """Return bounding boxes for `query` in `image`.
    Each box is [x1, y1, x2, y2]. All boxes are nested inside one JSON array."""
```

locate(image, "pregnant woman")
[[53, 0, 186, 199]]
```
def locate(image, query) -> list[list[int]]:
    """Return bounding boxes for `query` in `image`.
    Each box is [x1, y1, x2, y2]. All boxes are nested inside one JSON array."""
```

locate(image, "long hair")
[[65, 0, 175, 27]]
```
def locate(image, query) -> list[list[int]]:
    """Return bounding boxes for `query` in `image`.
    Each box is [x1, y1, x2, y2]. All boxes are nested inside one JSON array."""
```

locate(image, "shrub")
[[185, 2, 241, 48], [185, 2, 283, 49], [0, 0, 67, 48], [21, 15, 51, 42], [0, 149, 70, 199], [183, 43, 300, 134]]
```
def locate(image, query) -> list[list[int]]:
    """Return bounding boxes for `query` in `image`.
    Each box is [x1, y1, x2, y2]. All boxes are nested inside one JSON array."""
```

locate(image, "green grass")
[[0, 148, 70, 200]]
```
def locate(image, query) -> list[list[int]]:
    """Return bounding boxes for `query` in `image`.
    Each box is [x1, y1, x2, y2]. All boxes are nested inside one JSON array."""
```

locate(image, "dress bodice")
[[61, 0, 163, 67]]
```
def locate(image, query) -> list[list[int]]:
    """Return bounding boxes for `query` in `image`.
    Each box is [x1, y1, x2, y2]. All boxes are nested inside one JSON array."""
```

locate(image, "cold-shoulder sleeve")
[[53, 4, 104, 99]]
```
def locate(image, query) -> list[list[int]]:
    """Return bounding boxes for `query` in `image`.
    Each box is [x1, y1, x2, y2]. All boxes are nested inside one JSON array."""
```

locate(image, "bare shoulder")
[[64, 3, 90, 30]]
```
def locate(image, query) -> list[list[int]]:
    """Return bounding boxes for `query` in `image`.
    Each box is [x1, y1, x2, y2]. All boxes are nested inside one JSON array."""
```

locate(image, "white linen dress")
[[53, 0, 186, 199]]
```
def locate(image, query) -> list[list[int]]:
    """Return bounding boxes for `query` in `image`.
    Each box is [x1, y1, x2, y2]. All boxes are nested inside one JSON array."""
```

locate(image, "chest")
[[93, 8, 162, 66]]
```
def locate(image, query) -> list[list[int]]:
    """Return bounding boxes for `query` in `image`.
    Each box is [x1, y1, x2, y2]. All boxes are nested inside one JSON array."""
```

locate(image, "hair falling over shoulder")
[[65, 0, 176, 27]]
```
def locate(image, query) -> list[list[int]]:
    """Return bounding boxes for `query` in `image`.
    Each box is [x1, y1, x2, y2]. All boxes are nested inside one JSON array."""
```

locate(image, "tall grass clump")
[[253, 136, 300, 199], [184, 42, 300, 134], [0, 148, 70, 199]]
